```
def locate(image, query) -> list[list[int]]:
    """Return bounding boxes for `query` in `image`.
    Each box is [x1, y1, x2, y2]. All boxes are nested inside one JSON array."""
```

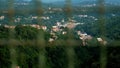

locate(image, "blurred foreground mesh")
[[0, 0, 120, 68]]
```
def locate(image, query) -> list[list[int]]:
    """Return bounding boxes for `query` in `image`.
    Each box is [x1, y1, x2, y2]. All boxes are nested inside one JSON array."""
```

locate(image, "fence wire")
[[0, 0, 120, 68]]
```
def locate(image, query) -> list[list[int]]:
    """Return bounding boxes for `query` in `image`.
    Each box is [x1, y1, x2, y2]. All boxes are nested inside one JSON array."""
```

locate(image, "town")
[[0, 5, 118, 46], [0, 18, 107, 46]]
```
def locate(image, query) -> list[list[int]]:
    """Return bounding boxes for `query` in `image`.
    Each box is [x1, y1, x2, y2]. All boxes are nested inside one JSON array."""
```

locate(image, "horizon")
[[23, 0, 120, 3]]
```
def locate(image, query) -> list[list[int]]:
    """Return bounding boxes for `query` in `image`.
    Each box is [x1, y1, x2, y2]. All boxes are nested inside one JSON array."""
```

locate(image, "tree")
[[0, 25, 9, 39]]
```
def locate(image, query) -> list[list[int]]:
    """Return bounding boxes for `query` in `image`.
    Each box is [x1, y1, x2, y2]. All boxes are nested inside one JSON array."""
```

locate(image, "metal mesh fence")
[[0, 0, 120, 68]]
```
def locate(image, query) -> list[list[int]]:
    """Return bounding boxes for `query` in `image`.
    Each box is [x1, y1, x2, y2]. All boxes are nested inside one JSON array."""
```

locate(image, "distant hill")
[[42, 0, 120, 7], [0, 0, 120, 10]]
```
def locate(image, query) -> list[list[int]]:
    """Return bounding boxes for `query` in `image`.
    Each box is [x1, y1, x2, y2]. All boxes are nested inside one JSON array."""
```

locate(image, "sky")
[[25, 0, 120, 3], [41, 0, 65, 3]]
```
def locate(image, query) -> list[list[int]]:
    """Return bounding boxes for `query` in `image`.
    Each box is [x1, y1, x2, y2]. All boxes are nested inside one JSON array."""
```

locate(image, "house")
[[49, 38, 54, 43], [62, 31, 67, 35], [97, 38, 107, 45], [30, 24, 40, 29], [52, 26, 59, 32], [78, 32, 92, 46], [0, 16, 5, 20], [41, 26, 47, 31], [4, 25, 15, 29]]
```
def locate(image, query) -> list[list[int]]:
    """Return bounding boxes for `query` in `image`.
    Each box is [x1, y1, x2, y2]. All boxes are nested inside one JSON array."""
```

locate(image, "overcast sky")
[[25, 0, 120, 3], [41, 0, 65, 3]]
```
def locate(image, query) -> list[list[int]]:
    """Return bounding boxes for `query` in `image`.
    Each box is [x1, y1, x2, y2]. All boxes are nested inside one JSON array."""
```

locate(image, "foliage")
[[15, 25, 38, 40], [106, 16, 120, 40], [0, 46, 120, 68], [0, 25, 9, 39]]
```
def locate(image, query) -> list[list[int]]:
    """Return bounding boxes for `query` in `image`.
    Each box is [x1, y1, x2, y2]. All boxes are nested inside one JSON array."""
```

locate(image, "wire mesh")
[[0, 0, 120, 68]]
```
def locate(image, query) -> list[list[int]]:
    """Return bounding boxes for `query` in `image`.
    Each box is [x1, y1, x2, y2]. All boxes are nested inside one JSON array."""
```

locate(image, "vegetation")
[[0, 1, 120, 68], [0, 45, 120, 68], [0, 21, 120, 68]]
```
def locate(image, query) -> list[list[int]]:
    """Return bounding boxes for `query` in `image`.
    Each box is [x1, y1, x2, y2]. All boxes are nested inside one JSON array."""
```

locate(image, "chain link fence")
[[0, 0, 120, 68]]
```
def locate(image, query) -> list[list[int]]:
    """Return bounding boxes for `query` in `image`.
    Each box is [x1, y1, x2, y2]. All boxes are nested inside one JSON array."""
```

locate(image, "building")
[[0, 16, 5, 20], [97, 38, 107, 45], [41, 26, 47, 31], [52, 26, 59, 32], [4, 25, 15, 29]]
